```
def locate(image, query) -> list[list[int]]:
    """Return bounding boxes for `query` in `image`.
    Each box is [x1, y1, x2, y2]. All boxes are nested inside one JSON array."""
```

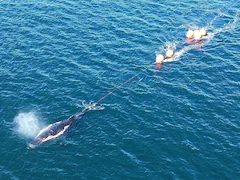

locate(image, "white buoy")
[[194, 29, 202, 40], [166, 50, 174, 58], [186, 29, 194, 38], [156, 54, 165, 63], [200, 28, 207, 36]]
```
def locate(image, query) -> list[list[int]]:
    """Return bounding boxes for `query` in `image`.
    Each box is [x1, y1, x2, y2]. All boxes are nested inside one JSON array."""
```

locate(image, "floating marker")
[[156, 54, 165, 63], [166, 50, 174, 58], [200, 28, 207, 36], [194, 29, 202, 40], [186, 29, 194, 38]]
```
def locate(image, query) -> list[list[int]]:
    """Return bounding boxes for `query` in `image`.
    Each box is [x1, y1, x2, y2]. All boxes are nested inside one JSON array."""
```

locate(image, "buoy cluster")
[[156, 49, 174, 64], [156, 28, 208, 64], [186, 28, 207, 40]]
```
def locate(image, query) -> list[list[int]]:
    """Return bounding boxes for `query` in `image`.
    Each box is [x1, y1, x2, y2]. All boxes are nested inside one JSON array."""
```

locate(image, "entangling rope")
[[95, 62, 156, 104], [85, 1, 239, 107]]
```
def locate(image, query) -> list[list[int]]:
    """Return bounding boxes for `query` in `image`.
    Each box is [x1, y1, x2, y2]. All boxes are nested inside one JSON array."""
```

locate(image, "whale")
[[28, 102, 104, 149]]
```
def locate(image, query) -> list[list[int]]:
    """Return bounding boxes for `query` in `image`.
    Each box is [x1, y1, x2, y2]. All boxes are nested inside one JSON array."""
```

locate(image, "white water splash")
[[161, 12, 238, 64], [14, 112, 45, 139], [163, 33, 214, 63], [158, 42, 177, 53], [157, 9, 239, 64]]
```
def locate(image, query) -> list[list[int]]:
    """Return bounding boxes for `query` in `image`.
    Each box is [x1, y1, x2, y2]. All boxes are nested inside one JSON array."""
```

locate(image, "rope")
[[93, 1, 239, 105], [95, 62, 156, 104]]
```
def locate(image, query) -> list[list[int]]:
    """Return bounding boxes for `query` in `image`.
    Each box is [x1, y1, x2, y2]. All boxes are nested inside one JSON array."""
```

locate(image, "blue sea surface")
[[0, 0, 239, 179]]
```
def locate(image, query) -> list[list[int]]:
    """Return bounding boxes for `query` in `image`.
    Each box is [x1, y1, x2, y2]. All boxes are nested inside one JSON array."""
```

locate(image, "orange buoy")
[[156, 54, 165, 63], [166, 50, 174, 58], [194, 29, 202, 40], [186, 29, 194, 39], [200, 28, 207, 36]]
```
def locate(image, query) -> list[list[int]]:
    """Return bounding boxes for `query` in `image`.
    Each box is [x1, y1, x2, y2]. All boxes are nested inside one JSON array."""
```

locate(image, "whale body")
[[28, 108, 89, 149]]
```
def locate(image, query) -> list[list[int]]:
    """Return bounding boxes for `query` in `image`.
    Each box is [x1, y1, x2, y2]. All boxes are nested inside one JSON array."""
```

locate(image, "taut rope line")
[[95, 62, 156, 104], [91, 0, 240, 106]]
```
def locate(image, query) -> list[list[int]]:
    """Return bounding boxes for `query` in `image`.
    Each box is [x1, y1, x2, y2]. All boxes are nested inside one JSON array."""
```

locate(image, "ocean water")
[[0, 0, 239, 179]]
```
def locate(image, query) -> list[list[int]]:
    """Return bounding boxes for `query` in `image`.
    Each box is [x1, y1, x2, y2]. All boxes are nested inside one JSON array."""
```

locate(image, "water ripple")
[[0, 0, 240, 179]]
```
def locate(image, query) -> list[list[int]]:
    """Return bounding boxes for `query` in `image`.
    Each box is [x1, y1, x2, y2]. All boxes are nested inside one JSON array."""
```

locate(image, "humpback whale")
[[28, 102, 104, 149]]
